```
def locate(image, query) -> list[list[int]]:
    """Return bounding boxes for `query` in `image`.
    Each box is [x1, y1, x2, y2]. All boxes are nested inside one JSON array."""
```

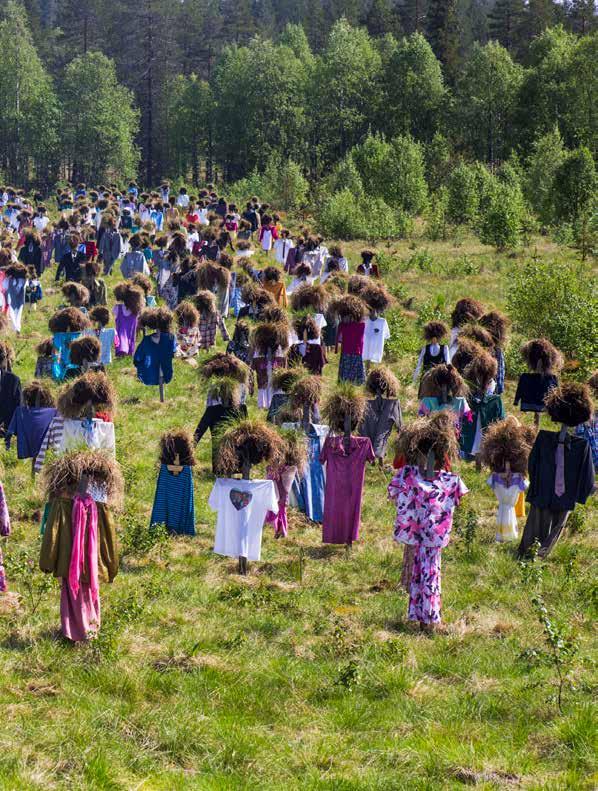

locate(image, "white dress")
[[487, 473, 528, 542]]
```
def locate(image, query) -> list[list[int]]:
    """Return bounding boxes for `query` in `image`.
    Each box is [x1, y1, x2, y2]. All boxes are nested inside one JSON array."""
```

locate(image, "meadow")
[[0, 231, 596, 790]]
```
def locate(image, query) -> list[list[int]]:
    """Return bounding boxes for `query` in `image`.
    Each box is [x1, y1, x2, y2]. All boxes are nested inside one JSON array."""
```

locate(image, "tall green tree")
[[515, 26, 575, 150], [160, 74, 213, 184], [0, 1, 59, 185], [566, 0, 596, 35], [564, 32, 598, 155], [524, 127, 565, 224], [553, 146, 596, 223], [455, 41, 523, 163], [213, 37, 308, 180], [426, 0, 461, 78], [401, 0, 429, 33], [488, 0, 526, 53], [61, 50, 139, 182], [310, 19, 382, 173], [383, 32, 445, 140], [362, 0, 403, 38]]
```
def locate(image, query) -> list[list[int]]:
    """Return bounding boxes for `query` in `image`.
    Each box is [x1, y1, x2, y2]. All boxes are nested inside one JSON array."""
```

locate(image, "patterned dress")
[[388, 466, 467, 624]]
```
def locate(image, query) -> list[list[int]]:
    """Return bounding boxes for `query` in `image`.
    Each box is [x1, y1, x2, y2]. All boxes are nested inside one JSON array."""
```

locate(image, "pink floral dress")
[[0, 482, 11, 591], [388, 466, 467, 624]]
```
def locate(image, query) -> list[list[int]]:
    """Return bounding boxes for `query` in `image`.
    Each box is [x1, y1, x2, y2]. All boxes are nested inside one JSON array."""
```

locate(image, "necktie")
[[555, 438, 566, 497]]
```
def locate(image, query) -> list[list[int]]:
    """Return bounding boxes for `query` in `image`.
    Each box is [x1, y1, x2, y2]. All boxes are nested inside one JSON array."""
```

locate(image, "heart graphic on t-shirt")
[[230, 489, 253, 511]]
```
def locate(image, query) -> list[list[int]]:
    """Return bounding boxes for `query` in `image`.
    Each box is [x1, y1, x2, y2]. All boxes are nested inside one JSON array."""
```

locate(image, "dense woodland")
[[3, 1, 596, 188]]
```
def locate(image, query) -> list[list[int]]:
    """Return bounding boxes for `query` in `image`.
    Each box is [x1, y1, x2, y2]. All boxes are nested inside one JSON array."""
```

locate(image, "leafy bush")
[[405, 248, 436, 273], [507, 259, 598, 378], [121, 515, 169, 560], [228, 154, 309, 212], [447, 162, 480, 225], [317, 190, 409, 240], [350, 132, 428, 214], [416, 293, 448, 327], [479, 183, 525, 250], [425, 187, 449, 241]]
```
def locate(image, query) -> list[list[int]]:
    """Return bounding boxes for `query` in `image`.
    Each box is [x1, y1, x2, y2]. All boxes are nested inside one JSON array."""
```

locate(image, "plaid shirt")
[[198, 314, 230, 350]]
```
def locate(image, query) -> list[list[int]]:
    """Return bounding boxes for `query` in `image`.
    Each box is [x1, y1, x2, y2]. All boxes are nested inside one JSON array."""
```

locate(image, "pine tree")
[[488, 0, 526, 53], [426, 0, 461, 77], [526, 0, 557, 40], [362, 0, 402, 38], [567, 0, 596, 35], [401, 0, 429, 33]]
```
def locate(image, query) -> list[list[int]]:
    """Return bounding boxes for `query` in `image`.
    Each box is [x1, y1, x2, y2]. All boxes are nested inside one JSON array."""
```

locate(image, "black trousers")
[[517, 505, 570, 558]]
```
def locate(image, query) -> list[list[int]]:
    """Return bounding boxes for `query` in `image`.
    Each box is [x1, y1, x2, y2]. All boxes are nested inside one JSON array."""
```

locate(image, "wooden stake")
[[238, 457, 251, 575]]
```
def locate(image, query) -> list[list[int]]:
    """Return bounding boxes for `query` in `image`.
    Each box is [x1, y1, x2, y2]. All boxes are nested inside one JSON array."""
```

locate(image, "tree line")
[[1, 0, 596, 192]]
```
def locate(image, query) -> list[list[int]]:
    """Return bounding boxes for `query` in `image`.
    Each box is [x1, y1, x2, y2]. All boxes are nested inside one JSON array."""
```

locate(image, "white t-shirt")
[[363, 317, 390, 363], [33, 215, 49, 232], [209, 478, 278, 561]]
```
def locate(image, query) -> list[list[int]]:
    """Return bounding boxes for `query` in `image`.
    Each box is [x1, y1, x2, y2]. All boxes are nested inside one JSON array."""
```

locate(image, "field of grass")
[[0, 231, 596, 790]]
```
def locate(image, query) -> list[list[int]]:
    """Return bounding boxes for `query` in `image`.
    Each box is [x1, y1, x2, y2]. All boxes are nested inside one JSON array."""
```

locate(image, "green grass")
[[0, 231, 596, 790]]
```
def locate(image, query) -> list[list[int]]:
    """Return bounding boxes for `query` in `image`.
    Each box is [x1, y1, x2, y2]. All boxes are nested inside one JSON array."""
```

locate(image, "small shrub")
[[4, 547, 53, 616], [507, 259, 598, 378], [120, 515, 169, 560], [416, 294, 448, 327], [454, 507, 479, 557]]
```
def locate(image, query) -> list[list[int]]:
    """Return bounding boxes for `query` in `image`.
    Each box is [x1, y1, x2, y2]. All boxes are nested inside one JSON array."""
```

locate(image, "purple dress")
[[320, 436, 375, 544], [113, 304, 138, 357]]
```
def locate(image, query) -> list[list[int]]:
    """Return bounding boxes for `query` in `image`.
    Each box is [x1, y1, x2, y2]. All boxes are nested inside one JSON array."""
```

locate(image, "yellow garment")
[[263, 280, 288, 308], [39, 497, 119, 583], [515, 491, 526, 518]]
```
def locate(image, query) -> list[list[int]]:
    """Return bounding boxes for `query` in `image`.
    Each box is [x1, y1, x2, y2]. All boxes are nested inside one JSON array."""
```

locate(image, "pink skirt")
[[60, 579, 100, 642]]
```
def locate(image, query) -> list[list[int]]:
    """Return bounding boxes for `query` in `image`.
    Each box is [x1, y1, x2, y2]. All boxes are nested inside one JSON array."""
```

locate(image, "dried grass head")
[[68, 335, 101, 365], [272, 367, 303, 393], [290, 284, 328, 314], [394, 412, 459, 466], [587, 371, 598, 399], [252, 322, 289, 354], [6, 263, 27, 279], [113, 283, 145, 315], [479, 311, 509, 347], [61, 281, 90, 307], [139, 307, 174, 333], [365, 366, 400, 398], [263, 266, 281, 283], [206, 376, 242, 407], [42, 451, 124, 508], [37, 337, 54, 356], [261, 305, 290, 327], [293, 313, 319, 341], [331, 294, 366, 323], [361, 283, 393, 314], [0, 340, 14, 370], [57, 371, 117, 418], [520, 338, 563, 374], [423, 321, 449, 343], [322, 383, 366, 433], [159, 429, 196, 466], [48, 307, 91, 333], [324, 272, 349, 294], [216, 418, 283, 475], [459, 323, 494, 350], [480, 416, 536, 474], [197, 261, 230, 290], [23, 380, 56, 408], [200, 353, 250, 385], [451, 338, 485, 375], [419, 364, 467, 399], [193, 290, 218, 317], [347, 274, 370, 297], [131, 273, 153, 296], [276, 428, 308, 473], [451, 298, 484, 328], [464, 349, 498, 392], [174, 301, 200, 328], [290, 375, 322, 409], [545, 382, 593, 427], [89, 306, 110, 327]]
